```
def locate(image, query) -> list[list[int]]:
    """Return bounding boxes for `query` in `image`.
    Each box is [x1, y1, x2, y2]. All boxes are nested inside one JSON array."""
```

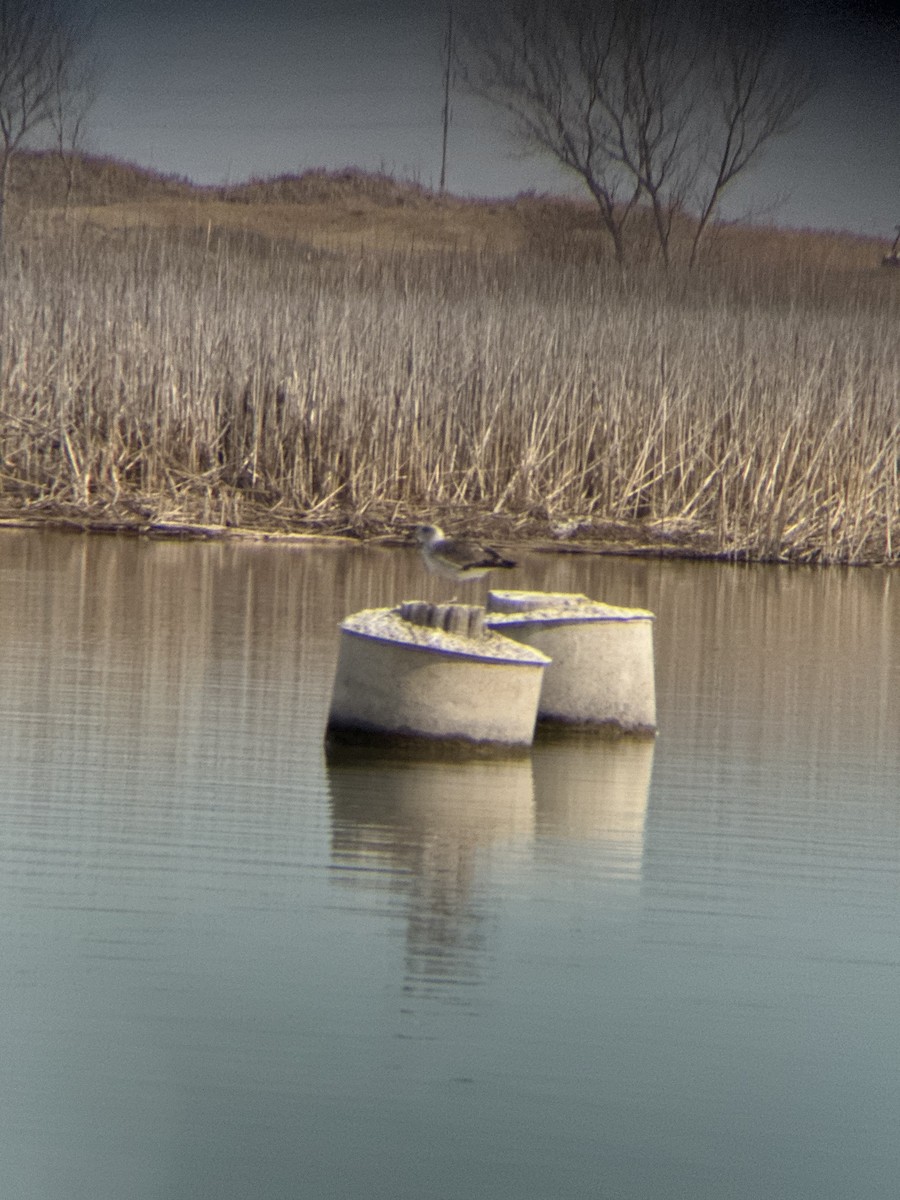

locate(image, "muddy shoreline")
[[0, 499, 868, 565]]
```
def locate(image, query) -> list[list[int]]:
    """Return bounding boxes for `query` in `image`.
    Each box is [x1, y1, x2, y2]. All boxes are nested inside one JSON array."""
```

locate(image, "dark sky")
[[85, 0, 900, 238]]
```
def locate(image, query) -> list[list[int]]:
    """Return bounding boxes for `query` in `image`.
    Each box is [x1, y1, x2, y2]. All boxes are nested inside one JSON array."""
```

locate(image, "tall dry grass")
[[1, 205, 898, 563]]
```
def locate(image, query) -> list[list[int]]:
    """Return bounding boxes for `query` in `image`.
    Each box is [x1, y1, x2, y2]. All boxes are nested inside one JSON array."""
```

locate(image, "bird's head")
[[412, 524, 443, 546]]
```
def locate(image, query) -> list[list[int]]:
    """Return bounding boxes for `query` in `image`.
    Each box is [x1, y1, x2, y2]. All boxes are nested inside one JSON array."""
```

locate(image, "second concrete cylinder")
[[486, 590, 657, 734]]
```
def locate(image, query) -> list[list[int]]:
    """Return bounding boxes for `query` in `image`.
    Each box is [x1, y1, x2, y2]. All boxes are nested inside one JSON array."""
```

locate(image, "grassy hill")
[[9, 150, 888, 269]]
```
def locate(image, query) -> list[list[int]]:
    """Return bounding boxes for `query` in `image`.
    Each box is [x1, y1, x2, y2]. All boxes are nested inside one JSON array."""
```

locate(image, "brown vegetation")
[[1, 153, 898, 563]]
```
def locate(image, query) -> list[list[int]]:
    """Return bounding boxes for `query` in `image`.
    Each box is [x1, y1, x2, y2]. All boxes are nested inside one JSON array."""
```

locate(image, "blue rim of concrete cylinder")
[[339, 623, 552, 667], [486, 591, 654, 626], [487, 610, 654, 627]]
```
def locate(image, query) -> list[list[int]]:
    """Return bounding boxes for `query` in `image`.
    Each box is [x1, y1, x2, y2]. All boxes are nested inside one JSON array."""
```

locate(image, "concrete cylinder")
[[326, 603, 550, 750], [486, 590, 657, 734]]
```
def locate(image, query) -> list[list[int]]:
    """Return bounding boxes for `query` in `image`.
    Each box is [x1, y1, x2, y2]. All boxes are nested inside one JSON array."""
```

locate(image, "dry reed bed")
[[1, 222, 898, 563]]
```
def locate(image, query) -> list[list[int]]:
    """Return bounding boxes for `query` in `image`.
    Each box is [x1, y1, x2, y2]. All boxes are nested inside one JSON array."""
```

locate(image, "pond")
[[0, 529, 897, 1200]]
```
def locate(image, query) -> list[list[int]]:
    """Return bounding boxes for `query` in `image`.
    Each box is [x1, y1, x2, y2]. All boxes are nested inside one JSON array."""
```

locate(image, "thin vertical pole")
[[439, 3, 453, 193]]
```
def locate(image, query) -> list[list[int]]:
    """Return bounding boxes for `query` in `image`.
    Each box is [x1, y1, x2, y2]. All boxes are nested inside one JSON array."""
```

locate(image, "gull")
[[413, 524, 516, 587]]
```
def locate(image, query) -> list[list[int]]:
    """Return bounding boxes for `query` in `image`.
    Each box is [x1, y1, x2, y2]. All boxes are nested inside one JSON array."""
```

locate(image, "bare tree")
[[459, 0, 814, 267], [0, 0, 92, 246]]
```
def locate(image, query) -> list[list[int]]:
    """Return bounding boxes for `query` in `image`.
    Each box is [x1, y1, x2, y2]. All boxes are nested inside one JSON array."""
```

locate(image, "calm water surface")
[[0, 530, 897, 1200]]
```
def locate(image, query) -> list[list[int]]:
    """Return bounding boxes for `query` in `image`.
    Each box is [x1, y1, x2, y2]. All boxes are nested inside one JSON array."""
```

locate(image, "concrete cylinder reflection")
[[531, 734, 655, 872], [327, 751, 534, 988]]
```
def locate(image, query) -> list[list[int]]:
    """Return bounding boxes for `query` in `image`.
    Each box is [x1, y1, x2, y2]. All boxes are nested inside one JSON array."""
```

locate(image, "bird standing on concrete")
[[413, 524, 516, 585]]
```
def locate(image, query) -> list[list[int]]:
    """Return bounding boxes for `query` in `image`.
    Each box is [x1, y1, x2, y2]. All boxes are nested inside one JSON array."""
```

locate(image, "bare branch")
[[688, 0, 817, 265], [457, 0, 638, 263]]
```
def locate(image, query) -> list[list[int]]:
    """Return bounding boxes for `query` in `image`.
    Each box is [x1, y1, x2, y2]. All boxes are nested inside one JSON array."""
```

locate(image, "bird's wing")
[[439, 538, 515, 570], [435, 537, 487, 569], [482, 547, 516, 569]]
